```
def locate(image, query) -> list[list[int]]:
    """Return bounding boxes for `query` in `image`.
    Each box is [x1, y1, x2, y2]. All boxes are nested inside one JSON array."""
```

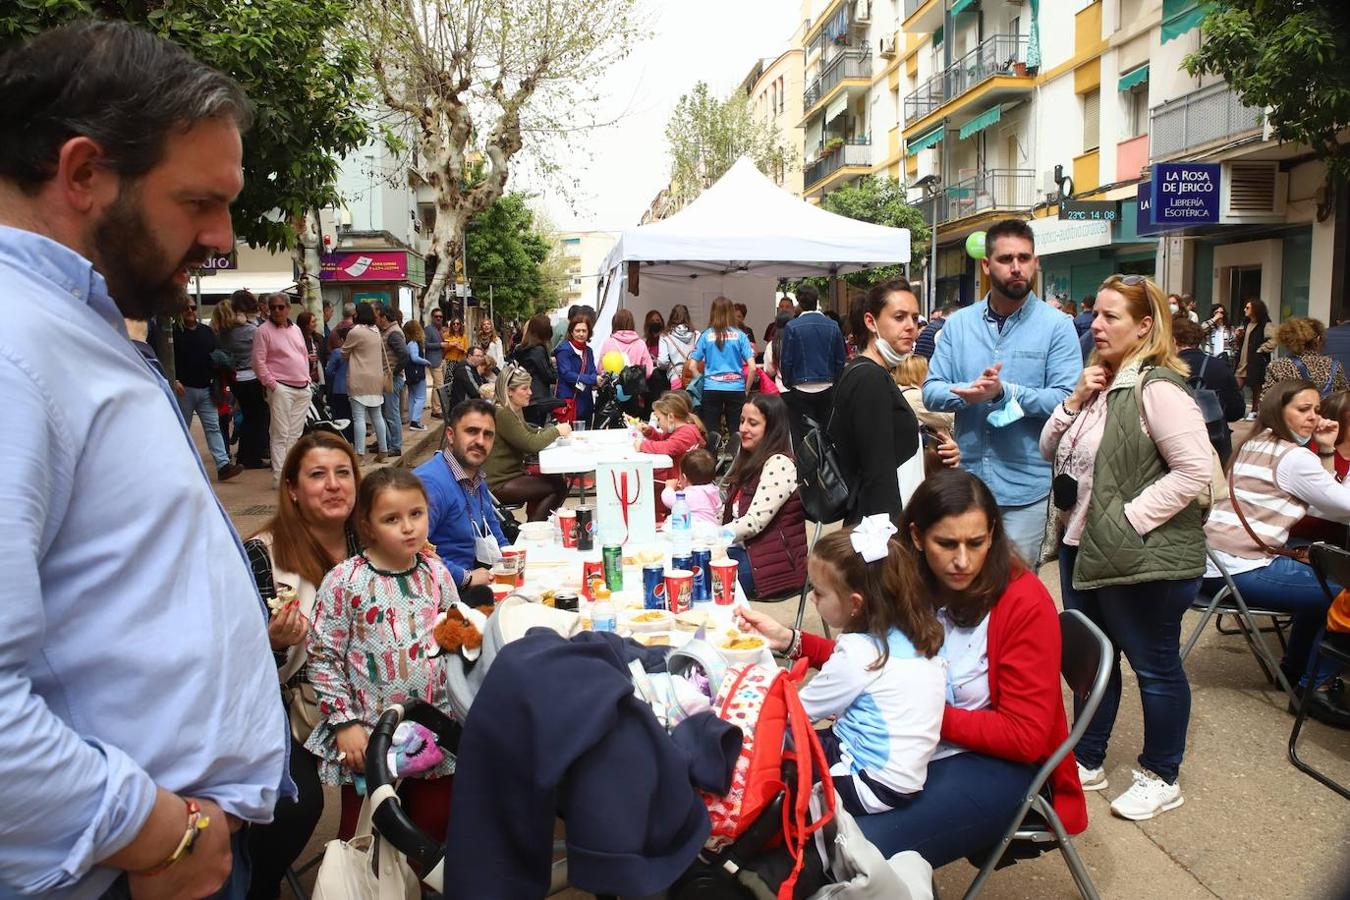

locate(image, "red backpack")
[[703, 661, 835, 899]]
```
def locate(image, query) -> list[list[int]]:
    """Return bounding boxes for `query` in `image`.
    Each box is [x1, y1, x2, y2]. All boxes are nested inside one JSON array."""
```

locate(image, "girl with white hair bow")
[[733, 513, 948, 816]]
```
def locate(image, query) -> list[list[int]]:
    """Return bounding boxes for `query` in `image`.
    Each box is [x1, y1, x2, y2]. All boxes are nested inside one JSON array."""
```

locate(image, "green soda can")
[[602, 544, 624, 591]]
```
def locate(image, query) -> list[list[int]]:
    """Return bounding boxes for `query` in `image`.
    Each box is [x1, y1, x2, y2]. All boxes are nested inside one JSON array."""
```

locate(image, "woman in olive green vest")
[[1039, 275, 1212, 823], [485, 365, 571, 521]]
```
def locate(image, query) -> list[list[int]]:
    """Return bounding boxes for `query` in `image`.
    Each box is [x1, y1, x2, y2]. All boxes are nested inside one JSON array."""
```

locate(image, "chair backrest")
[[1060, 609, 1108, 704], [1309, 542, 1350, 602]]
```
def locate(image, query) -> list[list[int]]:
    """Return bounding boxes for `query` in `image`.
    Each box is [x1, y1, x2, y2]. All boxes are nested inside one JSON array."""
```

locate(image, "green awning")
[[933, 25, 943, 47], [1025, 0, 1040, 69], [951, 0, 977, 16], [1161, 0, 1211, 44], [1118, 65, 1150, 92], [907, 125, 946, 156], [959, 106, 1002, 140]]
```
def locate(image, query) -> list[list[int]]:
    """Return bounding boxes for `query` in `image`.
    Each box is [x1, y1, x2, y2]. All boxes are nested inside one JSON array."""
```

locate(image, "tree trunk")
[[293, 210, 323, 317], [422, 204, 463, 318]]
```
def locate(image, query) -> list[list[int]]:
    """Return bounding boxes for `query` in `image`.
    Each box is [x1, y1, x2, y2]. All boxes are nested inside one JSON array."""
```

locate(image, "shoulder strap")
[[1293, 357, 1313, 382], [1198, 355, 1210, 381], [822, 359, 868, 433]]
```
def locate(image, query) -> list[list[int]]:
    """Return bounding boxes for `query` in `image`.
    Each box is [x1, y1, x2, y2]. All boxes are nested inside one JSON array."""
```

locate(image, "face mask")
[[987, 383, 1025, 428], [1294, 432, 1312, 447], [472, 517, 503, 567], [1169, 303, 1179, 315], [872, 330, 908, 367]]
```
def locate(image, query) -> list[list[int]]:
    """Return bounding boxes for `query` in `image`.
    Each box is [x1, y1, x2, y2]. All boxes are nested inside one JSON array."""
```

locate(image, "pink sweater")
[[252, 319, 311, 390], [600, 330, 654, 376], [660, 483, 722, 529]]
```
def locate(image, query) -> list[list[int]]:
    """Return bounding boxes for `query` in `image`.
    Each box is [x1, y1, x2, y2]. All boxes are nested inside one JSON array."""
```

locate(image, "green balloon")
[[966, 231, 987, 259]]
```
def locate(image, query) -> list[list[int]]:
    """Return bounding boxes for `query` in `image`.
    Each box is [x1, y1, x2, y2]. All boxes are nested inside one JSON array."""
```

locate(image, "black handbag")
[[795, 365, 861, 524]]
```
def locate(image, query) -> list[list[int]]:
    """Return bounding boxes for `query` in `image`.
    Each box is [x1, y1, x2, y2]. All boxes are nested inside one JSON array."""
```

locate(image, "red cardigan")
[[798, 570, 1088, 835]]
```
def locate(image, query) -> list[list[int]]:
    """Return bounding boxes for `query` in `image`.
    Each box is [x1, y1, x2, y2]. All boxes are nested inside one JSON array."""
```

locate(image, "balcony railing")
[[804, 48, 873, 111], [914, 169, 1036, 225], [804, 139, 873, 189], [1150, 81, 1263, 161], [903, 0, 930, 19], [904, 34, 1028, 123]]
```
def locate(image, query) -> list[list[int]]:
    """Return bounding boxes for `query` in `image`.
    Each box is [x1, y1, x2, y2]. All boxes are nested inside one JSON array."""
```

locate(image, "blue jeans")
[[102, 828, 250, 899], [352, 397, 388, 455], [1060, 544, 1198, 783], [383, 373, 405, 452], [1001, 500, 1048, 568], [726, 544, 757, 598], [854, 751, 1037, 868], [1203, 555, 1343, 687], [177, 384, 230, 469], [407, 378, 427, 425]]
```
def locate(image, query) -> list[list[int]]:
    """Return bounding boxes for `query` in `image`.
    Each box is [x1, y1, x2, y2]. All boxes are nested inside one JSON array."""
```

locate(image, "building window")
[[1127, 86, 1148, 138], [1082, 88, 1101, 152], [778, 77, 785, 114]]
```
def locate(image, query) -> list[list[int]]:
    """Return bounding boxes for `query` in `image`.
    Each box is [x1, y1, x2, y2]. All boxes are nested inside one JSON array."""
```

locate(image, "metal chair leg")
[[1287, 643, 1350, 800], [283, 866, 307, 899], [793, 520, 825, 633], [1181, 589, 1226, 662]]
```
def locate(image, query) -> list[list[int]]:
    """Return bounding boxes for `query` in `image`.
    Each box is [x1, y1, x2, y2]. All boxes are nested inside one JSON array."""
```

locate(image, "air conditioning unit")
[[879, 35, 897, 58], [1220, 160, 1287, 223], [855, 0, 871, 24]]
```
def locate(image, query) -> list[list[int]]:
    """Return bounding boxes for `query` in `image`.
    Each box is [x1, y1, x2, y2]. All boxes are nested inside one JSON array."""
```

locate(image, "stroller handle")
[[366, 700, 459, 889]]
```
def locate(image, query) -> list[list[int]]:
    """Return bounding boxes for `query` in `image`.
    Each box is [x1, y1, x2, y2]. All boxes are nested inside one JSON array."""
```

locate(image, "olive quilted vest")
[[1072, 366, 1206, 590]]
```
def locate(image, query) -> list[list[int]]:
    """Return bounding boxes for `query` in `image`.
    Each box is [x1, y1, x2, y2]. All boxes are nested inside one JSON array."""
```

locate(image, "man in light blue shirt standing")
[[923, 219, 1082, 565], [0, 22, 288, 900]]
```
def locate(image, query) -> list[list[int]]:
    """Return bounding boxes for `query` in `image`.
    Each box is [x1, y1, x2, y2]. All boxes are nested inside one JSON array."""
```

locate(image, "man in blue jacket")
[[414, 399, 506, 588], [923, 219, 1082, 564], [778, 283, 846, 448]]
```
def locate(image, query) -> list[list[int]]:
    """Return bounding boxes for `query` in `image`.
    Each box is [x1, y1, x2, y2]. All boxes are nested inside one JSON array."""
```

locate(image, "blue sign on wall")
[[1150, 163, 1221, 226], [1136, 182, 1161, 236]]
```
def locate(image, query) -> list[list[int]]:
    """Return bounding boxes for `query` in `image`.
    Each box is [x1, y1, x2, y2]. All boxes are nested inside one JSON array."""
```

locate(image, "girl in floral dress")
[[305, 466, 458, 842]]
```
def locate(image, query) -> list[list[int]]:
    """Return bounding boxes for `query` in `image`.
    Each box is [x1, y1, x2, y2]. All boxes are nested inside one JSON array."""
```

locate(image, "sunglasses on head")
[[1102, 274, 1146, 288]]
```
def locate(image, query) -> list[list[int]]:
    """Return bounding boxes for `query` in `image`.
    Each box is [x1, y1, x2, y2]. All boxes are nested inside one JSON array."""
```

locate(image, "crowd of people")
[[4, 20, 1349, 900]]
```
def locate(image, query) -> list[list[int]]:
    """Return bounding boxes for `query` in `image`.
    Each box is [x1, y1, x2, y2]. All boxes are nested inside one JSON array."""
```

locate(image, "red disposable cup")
[[491, 584, 511, 604], [665, 569, 694, 615], [709, 559, 739, 606], [557, 509, 578, 548], [501, 547, 527, 584]]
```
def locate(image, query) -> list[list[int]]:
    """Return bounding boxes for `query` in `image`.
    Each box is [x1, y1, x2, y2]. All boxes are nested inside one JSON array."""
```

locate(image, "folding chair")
[[437, 383, 454, 452], [963, 610, 1108, 900], [1181, 548, 1297, 704], [794, 519, 827, 636], [1288, 543, 1350, 800]]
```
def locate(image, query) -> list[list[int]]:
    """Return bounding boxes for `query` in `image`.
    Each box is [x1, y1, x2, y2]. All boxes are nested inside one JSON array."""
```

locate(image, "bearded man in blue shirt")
[[923, 219, 1083, 565], [0, 22, 288, 900]]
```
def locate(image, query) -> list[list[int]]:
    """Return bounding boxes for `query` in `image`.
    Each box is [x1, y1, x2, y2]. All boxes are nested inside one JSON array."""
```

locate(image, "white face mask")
[[872, 331, 908, 367], [1169, 303, 1179, 315]]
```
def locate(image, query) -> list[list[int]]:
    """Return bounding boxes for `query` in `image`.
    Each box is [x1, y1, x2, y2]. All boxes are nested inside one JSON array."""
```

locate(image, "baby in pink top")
[[661, 449, 722, 529]]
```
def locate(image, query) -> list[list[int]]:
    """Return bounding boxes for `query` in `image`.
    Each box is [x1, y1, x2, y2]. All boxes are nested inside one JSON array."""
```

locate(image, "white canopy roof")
[[601, 157, 911, 280]]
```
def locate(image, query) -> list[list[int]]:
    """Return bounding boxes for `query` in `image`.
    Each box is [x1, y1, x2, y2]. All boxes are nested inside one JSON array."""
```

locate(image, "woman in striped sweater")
[[1203, 378, 1350, 727]]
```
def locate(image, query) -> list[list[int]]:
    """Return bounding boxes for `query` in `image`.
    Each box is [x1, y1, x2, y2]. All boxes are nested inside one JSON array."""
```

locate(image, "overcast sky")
[[522, 0, 801, 232]]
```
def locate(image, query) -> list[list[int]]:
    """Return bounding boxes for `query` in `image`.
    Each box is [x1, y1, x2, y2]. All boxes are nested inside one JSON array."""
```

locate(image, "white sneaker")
[[1077, 762, 1108, 792], [1110, 769, 1184, 821]]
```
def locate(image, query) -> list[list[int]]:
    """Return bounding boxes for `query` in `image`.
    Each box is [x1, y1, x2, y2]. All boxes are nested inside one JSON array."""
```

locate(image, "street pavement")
[[192, 421, 1349, 899]]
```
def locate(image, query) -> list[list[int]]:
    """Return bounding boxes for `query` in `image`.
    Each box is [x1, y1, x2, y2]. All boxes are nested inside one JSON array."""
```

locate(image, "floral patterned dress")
[[304, 551, 458, 785]]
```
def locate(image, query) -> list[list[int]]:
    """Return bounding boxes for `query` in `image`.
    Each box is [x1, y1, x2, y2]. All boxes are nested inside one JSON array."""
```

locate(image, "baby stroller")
[[303, 386, 351, 437], [364, 597, 932, 899]]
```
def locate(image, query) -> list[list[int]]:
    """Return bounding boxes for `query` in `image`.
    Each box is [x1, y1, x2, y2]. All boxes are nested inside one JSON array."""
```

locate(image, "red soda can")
[[581, 556, 605, 600]]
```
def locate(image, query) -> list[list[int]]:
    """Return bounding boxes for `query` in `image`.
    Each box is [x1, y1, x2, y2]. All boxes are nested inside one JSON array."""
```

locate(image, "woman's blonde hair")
[[1093, 275, 1189, 377], [651, 391, 707, 437], [894, 354, 929, 388], [494, 363, 533, 410]]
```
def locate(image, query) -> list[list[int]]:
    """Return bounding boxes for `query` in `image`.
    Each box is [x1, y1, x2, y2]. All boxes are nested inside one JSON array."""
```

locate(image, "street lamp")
[[914, 174, 942, 318]]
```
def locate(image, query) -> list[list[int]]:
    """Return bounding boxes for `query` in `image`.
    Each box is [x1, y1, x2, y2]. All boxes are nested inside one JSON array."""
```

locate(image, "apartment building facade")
[[743, 47, 809, 197], [558, 230, 619, 311]]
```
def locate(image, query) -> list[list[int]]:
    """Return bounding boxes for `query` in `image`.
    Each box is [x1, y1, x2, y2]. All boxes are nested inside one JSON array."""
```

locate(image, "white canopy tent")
[[591, 157, 911, 347]]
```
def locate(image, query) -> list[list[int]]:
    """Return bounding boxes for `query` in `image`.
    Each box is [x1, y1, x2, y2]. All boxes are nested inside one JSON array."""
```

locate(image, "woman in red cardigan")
[[737, 469, 1087, 866]]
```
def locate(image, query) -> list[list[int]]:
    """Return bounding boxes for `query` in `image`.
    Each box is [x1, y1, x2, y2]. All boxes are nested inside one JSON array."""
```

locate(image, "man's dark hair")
[[354, 302, 376, 326], [376, 303, 395, 323], [984, 219, 1036, 256], [1081, 296, 1095, 309], [447, 398, 494, 426], [0, 21, 251, 194], [796, 284, 820, 311], [1172, 316, 1204, 348]]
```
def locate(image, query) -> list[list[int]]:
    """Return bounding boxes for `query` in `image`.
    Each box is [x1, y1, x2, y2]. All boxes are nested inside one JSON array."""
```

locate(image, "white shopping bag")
[[595, 459, 657, 545]]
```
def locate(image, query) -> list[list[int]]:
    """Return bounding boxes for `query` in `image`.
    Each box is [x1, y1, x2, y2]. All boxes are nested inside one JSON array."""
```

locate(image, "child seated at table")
[[734, 515, 947, 815], [639, 392, 707, 520], [662, 449, 722, 530]]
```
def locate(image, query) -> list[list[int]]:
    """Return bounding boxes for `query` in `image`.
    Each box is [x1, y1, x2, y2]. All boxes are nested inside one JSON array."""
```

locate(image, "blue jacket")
[[923, 293, 1082, 507], [778, 311, 845, 387], [324, 347, 348, 395], [444, 630, 741, 899], [1073, 310, 1094, 337], [413, 451, 506, 585], [555, 341, 597, 422]]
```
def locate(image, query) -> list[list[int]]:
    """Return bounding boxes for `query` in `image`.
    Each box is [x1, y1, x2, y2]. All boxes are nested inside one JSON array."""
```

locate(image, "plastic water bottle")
[[671, 491, 692, 555], [592, 596, 617, 633]]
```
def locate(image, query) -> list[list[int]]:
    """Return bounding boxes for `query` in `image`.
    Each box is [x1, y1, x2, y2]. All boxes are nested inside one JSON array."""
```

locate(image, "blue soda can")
[[642, 564, 666, 610], [671, 552, 694, 581], [690, 547, 712, 602]]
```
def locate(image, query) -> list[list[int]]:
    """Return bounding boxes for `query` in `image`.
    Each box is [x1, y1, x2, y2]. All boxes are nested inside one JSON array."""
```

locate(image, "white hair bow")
[[850, 514, 897, 563]]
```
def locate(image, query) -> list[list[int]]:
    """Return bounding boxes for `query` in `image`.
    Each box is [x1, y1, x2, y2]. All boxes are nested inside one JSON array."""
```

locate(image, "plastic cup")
[[710, 559, 739, 606], [557, 508, 578, 549], [665, 569, 694, 615], [501, 546, 527, 581]]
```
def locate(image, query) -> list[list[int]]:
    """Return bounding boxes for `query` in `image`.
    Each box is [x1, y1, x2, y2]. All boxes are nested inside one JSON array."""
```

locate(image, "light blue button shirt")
[[0, 226, 289, 898], [922, 293, 1082, 508]]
